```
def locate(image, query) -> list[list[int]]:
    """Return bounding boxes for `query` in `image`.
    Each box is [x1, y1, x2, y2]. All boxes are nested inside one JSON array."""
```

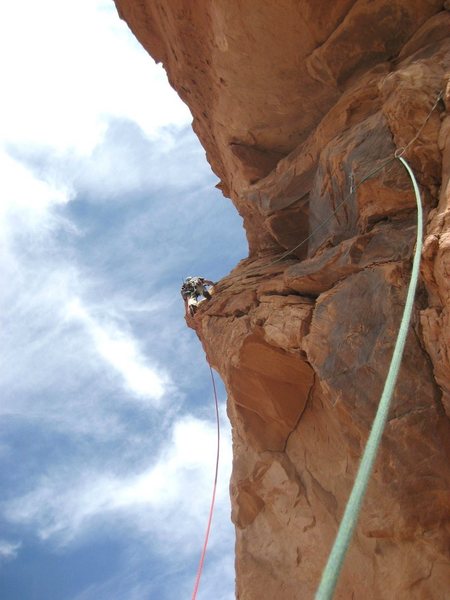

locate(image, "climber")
[[181, 276, 215, 316]]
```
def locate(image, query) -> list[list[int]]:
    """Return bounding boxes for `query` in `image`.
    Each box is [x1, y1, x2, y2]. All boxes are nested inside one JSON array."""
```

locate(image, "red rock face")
[[115, 2, 450, 598]]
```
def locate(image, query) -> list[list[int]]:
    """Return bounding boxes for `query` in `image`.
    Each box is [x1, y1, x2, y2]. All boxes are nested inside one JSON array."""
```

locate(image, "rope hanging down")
[[314, 154, 424, 600], [191, 365, 221, 600]]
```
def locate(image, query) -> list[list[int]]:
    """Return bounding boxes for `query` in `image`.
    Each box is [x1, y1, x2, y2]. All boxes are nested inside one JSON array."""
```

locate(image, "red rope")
[[191, 365, 221, 600]]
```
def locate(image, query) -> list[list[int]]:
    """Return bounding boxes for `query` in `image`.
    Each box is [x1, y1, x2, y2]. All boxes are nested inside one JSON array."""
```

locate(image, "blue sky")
[[0, 1, 247, 598]]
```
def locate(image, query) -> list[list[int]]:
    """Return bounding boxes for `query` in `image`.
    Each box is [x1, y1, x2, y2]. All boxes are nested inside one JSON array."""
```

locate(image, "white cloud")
[[3, 410, 233, 550], [0, 0, 191, 155], [0, 265, 173, 435], [65, 298, 170, 404], [0, 150, 71, 218], [0, 150, 73, 256], [0, 540, 21, 562], [0, 151, 171, 418]]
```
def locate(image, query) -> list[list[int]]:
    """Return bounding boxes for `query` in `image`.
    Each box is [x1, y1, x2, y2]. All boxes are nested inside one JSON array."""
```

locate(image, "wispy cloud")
[[0, 145, 175, 427], [3, 409, 232, 551], [0, 540, 21, 562], [65, 298, 170, 405], [8, 119, 217, 207], [0, 150, 72, 251]]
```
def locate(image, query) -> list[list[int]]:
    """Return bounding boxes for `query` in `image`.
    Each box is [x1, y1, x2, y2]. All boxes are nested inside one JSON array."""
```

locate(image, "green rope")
[[314, 155, 424, 599]]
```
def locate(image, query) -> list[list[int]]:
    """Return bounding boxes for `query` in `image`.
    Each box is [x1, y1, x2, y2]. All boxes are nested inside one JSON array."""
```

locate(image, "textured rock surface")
[[115, 2, 450, 598]]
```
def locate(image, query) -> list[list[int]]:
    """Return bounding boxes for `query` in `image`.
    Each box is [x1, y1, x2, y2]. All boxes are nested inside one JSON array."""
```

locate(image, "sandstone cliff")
[[114, 2, 450, 598]]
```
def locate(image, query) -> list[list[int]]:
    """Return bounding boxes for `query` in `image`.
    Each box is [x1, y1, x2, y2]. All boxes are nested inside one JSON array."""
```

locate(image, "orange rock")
[[115, 2, 450, 598]]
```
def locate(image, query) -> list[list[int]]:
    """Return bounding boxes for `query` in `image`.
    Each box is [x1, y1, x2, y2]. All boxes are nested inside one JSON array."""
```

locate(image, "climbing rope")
[[191, 365, 221, 600], [314, 154, 424, 599]]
